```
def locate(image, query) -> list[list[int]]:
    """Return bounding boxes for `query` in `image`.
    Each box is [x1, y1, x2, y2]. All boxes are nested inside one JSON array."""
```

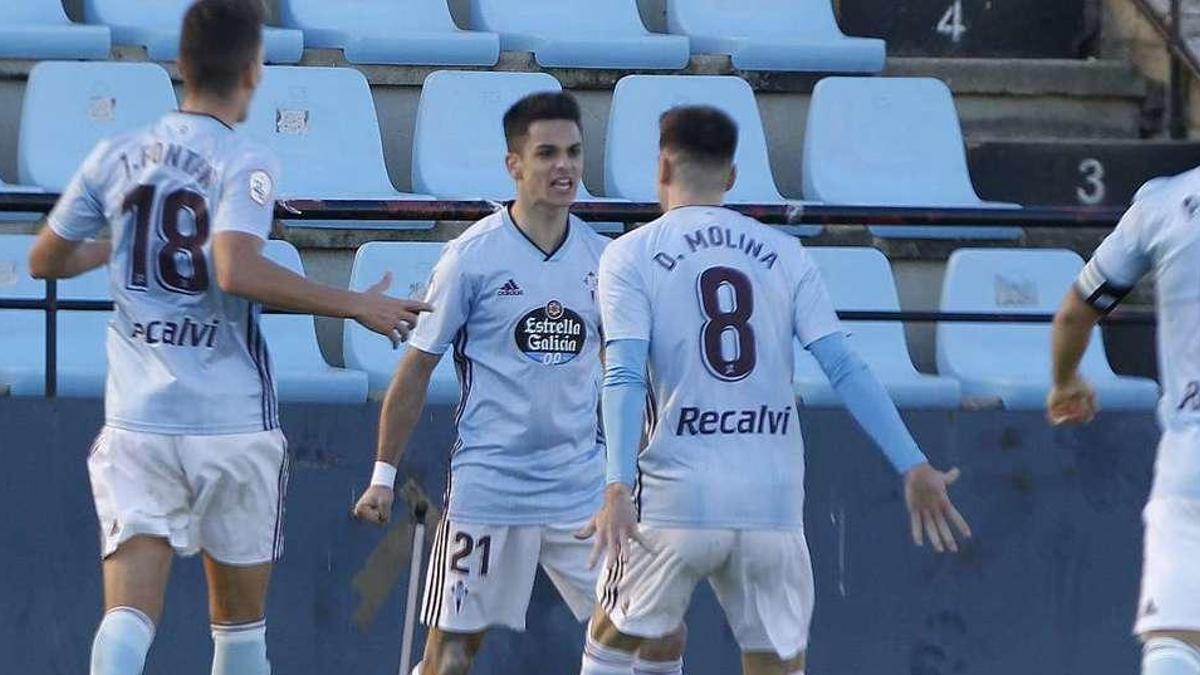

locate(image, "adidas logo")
[[1143, 599, 1158, 617], [497, 279, 524, 296]]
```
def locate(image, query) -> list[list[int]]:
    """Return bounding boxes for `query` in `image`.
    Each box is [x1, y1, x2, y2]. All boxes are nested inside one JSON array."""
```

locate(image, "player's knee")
[[208, 596, 266, 625], [433, 643, 473, 675]]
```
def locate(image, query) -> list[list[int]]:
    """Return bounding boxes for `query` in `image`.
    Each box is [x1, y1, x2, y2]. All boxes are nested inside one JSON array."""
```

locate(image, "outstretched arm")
[[809, 332, 971, 552]]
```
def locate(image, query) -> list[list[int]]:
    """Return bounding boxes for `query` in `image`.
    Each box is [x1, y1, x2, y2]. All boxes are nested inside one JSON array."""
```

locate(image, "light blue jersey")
[[598, 206, 841, 528], [407, 207, 608, 525], [48, 112, 281, 434], [1077, 169, 1200, 499]]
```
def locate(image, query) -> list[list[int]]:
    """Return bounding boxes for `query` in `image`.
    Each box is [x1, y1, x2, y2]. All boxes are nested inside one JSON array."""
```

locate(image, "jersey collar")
[[175, 110, 235, 132], [503, 202, 574, 262]]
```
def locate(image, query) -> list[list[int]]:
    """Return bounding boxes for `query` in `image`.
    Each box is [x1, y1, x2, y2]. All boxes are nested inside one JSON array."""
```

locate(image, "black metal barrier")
[[0, 196, 1155, 398]]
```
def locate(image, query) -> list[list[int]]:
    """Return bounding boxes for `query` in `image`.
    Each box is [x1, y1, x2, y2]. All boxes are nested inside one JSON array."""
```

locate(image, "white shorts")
[[599, 527, 814, 660], [88, 426, 290, 566], [1135, 498, 1200, 634], [420, 518, 596, 633]]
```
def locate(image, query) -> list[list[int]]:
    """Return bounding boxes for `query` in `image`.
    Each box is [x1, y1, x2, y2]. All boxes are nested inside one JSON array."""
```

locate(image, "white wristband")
[[370, 461, 397, 488]]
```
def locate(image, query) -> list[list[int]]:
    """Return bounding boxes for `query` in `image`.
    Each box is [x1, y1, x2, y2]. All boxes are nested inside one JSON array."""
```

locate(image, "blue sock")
[[90, 606, 155, 675], [211, 619, 270, 675]]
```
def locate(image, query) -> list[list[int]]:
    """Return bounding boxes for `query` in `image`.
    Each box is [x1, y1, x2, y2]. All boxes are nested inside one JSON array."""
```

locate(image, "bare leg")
[[742, 650, 806, 675], [203, 555, 274, 675], [102, 536, 174, 621], [91, 536, 173, 675], [419, 628, 486, 675]]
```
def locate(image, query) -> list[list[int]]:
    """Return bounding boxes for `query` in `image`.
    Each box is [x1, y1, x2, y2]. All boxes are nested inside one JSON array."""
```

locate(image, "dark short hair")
[[179, 0, 264, 96], [659, 105, 738, 166], [503, 92, 582, 152]]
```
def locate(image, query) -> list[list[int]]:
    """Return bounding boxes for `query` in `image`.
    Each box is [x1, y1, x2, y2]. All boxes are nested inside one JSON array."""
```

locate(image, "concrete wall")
[[0, 399, 1161, 675]]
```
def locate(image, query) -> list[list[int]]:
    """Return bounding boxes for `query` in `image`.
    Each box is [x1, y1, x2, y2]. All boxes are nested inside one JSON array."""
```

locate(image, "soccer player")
[[578, 106, 972, 675], [1048, 173, 1200, 675], [27, 2, 429, 674], [352, 91, 684, 675]]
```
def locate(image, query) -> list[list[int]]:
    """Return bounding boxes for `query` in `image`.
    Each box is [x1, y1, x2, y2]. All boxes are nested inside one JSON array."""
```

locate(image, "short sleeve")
[[1075, 199, 1153, 314], [597, 238, 652, 342], [46, 140, 110, 241], [792, 247, 841, 348], [407, 244, 474, 355], [211, 147, 280, 240]]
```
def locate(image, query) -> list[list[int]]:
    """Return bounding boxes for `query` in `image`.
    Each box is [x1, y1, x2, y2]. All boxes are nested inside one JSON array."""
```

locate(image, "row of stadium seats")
[[0, 62, 1017, 240], [0, 234, 1159, 410], [0, 0, 883, 72]]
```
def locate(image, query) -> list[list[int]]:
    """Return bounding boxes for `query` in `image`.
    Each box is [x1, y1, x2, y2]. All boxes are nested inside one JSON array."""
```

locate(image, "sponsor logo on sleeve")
[[249, 170, 273, 206]]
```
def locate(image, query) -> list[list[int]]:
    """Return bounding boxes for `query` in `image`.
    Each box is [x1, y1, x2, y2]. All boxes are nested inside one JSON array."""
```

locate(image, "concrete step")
[[841, 0, 1096, 58], [968, 137, 1200, 206]]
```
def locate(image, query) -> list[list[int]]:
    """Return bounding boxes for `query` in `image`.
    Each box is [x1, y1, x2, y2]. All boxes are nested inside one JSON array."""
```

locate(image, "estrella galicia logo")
[[514, 300, 586, 365]]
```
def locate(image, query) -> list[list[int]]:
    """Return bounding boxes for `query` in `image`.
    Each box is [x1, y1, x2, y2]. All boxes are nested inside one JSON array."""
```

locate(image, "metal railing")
[[0, 195, 1156, 398]]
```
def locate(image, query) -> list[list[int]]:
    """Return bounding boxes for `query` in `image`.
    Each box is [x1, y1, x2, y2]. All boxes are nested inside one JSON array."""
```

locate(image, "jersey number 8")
[[122, 184, 211, 295], [697, 266, 757, 382]]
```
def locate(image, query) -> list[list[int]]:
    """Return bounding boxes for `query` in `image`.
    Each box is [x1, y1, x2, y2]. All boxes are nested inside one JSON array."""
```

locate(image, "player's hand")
[[904, 463, 972, 553], [575, 483, 654, 570], [354, 272, 434, 348], [352, 485, 395, 527], [1047, 376, 1097, 426]]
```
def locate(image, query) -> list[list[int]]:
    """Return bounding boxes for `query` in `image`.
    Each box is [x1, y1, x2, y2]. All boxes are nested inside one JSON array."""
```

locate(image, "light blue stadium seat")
[[18, 61, 176, 191], [470, 0, 689, 69], [281, 0, 497, 66], [0, 178, 42, 193], [0, 234, 109, 397], [83, 0, 303, 63], [666, 0, 883, 73], [937, 248, 1158, 411], [606, 75, 817, 235], [804, 77, 1021, 240], [0, 177, 44, 224], [260, 240, 368, 403], [412, 70, 622, 233], [0, 0, 111, 60], [793, 247, 960, 409], [242, 66, 433, 229], [344, 242, 458, 402]]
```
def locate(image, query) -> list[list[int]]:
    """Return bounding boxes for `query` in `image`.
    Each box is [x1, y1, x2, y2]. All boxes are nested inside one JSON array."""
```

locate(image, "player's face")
[[509, 119, 583, 209]]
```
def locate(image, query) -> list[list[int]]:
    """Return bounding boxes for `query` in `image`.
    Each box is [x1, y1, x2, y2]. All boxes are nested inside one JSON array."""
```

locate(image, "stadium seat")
[[793, 247, 960, 408], [605, 75, 817, 235], [82, 0, 303, 63], [260, 240, 368, 403], [0, 0, 111, 60], [18, 61, 176, 191], [280, 0, 498, 66], [411, 70, 621, 232], [242, 66, 433, 229], [470, 0, 689, 69], [803, 77, 1021, 240], [0, 234, 108, 397], [936, 248, 1158, 410], [666, 0, 884, 73], [0, 178, 44, 224], [344, 242, 458, 402]]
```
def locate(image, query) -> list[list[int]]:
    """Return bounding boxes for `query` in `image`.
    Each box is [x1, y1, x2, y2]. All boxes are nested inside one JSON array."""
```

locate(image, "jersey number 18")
[[122, 184, 211, 295]]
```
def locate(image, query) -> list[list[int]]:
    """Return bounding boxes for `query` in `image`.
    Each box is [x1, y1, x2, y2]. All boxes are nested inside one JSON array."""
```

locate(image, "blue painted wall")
[[0, 400, 1159, 675]]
